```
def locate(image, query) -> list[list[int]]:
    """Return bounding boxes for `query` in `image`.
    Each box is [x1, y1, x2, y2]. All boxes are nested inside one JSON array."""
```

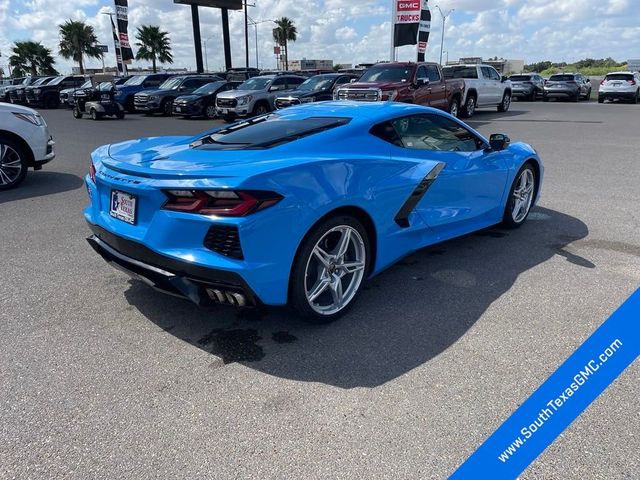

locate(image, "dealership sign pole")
[[417, 0, 431, 62], [114, 0, 135, 74], [391, 0, 421, 60]]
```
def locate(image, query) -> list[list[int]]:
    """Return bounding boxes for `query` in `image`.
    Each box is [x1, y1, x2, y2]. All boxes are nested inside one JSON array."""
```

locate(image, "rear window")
[[549, 75, 576, 82], [192, 115, 351, 150], [509, 75, 532, 81], [605, 74, 633, 81], [443, 66, 478, 79]]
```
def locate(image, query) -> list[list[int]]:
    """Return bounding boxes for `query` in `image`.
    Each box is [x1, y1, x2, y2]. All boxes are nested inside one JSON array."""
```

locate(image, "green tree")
[[272, 17, 297, 71], [9, 41, 57, 77], [134, 25, 173, 73], [58, 20, 103, 74]]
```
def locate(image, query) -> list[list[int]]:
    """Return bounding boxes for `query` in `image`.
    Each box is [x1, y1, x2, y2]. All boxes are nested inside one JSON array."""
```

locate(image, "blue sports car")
[[85, 102, 543, 322]]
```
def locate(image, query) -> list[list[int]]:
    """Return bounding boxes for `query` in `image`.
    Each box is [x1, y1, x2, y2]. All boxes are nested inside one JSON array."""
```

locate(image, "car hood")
[[136, 88, 170, 96], [278, 90, 327, 99], [102, 136, 290, 179], [217, 89, 261, 99], [0, 103, 39, 114], [341, 81, 406, 90], [175, 94, 203, 103]]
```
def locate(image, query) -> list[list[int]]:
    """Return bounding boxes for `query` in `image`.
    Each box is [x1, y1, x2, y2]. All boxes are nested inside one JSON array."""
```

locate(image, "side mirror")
[[179, 86, 188, 91], [501, 76, 508, 82], [489, 133, 511, 151], [350, 78, 357, 83], [416, 78, 429, 87]]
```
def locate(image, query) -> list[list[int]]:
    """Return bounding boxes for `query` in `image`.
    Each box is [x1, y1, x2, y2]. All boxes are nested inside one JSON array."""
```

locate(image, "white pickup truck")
[[442, 64, 512, 118]]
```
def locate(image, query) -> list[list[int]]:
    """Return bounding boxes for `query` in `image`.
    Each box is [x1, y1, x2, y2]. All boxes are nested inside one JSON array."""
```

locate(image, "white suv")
[[0, 103, 55, 189], [598, 71, 640, 104]]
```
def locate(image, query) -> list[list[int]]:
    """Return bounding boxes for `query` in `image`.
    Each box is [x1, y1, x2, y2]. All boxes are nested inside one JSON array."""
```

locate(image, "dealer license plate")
[[175, 106, 182, 112], [110, 190, 137, 225]]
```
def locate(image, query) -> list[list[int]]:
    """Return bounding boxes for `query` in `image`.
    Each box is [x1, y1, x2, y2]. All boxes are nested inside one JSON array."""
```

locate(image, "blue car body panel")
[[85, 102, 543, 306]]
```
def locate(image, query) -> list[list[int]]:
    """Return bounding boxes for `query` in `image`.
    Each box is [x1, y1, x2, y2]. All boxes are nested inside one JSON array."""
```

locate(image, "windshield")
[[47, 76, 67, 86], [159, 77, 183, 90], [195, 114, 351, 150], [549, 75, 576, 82], [605, 74, 633, 81], [33, 77, 53, 86], [18, 78, 30, 85], [443, 66, 479, 79], [298, 76, 335, 91], [194, 81, 225, 94], [359, 66, 413, 83], [509, 75, 532, 82], [124, 75, 147, 86], [238, 77, 272, 91], [80, 80, 92, 89]]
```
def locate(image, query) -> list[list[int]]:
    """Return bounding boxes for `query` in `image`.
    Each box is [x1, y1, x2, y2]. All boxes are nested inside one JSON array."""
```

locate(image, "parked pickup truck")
[[334, 62, 465, 117], [442, 64, 512, 118]]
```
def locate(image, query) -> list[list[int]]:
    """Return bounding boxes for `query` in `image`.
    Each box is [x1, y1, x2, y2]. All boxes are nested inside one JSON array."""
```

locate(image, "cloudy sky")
[[1, 0, 638, 74]]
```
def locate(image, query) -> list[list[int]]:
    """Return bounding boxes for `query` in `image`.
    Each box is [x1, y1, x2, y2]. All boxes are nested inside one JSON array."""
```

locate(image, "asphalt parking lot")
[[1, 101, 638, 479]]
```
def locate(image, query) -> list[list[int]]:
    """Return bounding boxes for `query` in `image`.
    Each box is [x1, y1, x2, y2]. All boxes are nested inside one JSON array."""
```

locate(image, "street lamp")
[[443, 50, 449, 64], [435, 6, 454, 66], [203, 34, 217, 72], [247, 16, 276, 70]]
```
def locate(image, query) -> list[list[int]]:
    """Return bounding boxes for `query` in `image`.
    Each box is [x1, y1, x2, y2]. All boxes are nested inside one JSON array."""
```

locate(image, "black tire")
[[124, 96, 135, 113], [448, 96, 460, 118], [573, 90, 580, 102], [44, 95, 59, 109], [72, 107, 83, 119], [162, 99, 174, 116], [598, 96, 605, 104], [543, 96, 549, 102], [585, 88, 592, 100], [116, 111, 125, 119], [528, 90, 536, 102], [205, 104, 217, 119], [0, 135, 29, 190], [497, 92, 511, 112], [502, 163, 537, 229], [633, 91, 639, 104], [90, 109, 100, 121], [253, 102, 269, 116], [289, 215, 370, 323], [461, 95, 476, 118]]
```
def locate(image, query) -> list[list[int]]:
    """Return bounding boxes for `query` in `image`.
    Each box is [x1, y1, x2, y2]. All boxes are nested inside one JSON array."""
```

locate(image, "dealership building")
[[288, 59, 334, 71], [447, 57, 525, 74]]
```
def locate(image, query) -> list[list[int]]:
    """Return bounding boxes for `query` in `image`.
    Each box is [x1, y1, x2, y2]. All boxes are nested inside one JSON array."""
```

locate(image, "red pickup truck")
[[334, 62, 465, 117]]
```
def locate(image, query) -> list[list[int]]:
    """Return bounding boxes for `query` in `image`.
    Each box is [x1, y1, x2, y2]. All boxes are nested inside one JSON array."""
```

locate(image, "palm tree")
[[135, 25, 173, 73], [272, 17, 297, 71], [9, 41, 57, 77], [58, 20, 103, 74]]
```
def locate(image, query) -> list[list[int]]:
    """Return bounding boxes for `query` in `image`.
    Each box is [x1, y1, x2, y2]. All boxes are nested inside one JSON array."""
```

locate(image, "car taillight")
[[628, 80, 636, 85], [89, 162, 96, 183], [162, 190, 283, 217], [600, 80, 605, 86]]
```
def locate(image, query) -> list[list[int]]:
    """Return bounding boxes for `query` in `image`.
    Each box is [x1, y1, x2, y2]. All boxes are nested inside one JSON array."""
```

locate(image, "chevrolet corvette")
[[84, 101, 543, 322]]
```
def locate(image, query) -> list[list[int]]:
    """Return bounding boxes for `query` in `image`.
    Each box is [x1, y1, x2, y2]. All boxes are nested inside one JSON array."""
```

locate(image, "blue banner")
[[450, 288, 640, 479]]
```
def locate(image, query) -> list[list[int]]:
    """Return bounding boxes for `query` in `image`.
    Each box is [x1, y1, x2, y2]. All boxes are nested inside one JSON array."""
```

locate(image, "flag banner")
[[110, 17, 124, 75], [417, 0, 431, 61], [114, 0, 134, 61], [393, 0, 421, 47], [450, 288, 640, 479]]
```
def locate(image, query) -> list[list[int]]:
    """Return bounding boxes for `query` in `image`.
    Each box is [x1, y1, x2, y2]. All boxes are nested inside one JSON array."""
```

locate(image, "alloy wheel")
[[206, 105, 217, 119], [511, 169, 535, 223], [466, 97, 475, 116], [0, 144, 24, 187], [304, 225, 366, 316]]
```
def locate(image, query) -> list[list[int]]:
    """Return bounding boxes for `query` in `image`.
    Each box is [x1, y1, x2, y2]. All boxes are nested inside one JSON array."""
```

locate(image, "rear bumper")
[[87, 223, 261, 308], [543, 89, 577, 98], [598, 90, 636, 99]]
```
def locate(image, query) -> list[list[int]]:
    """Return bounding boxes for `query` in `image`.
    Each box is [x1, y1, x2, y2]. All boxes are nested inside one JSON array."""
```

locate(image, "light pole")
[[435, 6, 454, 66], [247, 17, 276, 69], [443, 50, 449, 64], [203, 34, 218, 72]]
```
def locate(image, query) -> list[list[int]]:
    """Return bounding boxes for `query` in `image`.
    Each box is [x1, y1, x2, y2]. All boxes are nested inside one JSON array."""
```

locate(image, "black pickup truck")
[[26, 75, 86, 109]]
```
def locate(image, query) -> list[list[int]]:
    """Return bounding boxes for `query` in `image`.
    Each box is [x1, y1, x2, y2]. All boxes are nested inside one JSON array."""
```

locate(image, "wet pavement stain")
[[272, 331, 298, 344], [427, 249, 447, 256], [411, 276, 425, 281], [398, 258, 420, 266], [198, 329, 265, 363]]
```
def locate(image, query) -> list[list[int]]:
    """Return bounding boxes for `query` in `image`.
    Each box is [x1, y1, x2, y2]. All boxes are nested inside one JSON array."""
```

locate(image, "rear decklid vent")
[[204, 225, 244, 260]]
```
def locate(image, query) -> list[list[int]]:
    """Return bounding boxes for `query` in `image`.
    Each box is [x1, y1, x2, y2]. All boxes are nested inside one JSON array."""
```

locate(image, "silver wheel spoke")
[[313, 246, 332, 268], [335, 227, 351, 258], [339, 261, 365, 275], [329, 277, 344, 308], [308, 278, 330, 302]]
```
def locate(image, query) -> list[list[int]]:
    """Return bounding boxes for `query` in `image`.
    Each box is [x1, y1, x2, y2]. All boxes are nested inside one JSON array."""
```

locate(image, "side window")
[[144, 77, 161, 88], [387, 114, 482, 152], [181, 79, 200, 89], [270, 77, 287, 90], [480, 67, 492, 79], [416, 66, 428, 81], [426, 65, 441, 82], [286, 77, 305, 89], [335, 76, 352, 85]]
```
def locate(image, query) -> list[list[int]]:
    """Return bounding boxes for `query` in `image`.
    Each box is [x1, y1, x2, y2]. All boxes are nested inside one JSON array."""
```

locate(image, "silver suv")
[[598, 71, 640, 104], [215, 74, 306, 121]]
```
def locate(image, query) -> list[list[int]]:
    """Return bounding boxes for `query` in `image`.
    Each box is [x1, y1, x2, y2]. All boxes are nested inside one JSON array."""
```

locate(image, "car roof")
[[606, 71, 635, 75], [273, 101, 450, 123]]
